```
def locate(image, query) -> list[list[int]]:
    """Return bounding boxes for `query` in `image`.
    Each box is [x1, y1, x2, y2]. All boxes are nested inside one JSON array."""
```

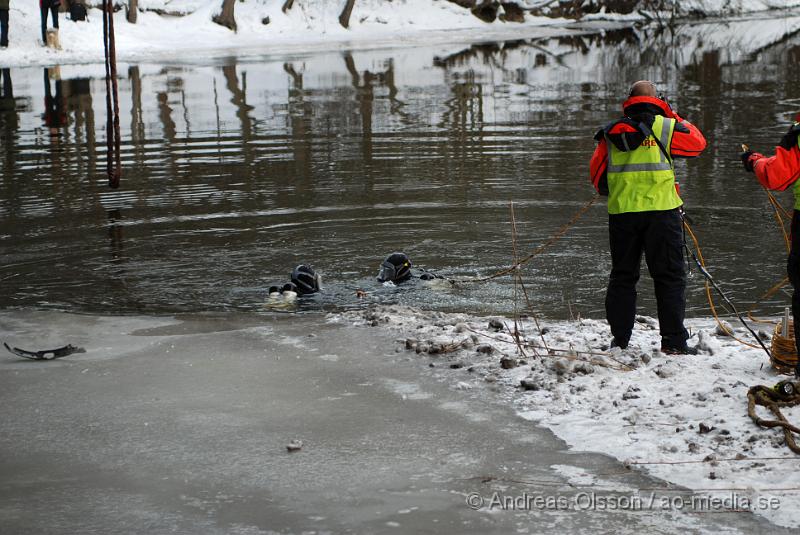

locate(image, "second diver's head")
[[291, 265, 321, 295], [377, 252, 412, 284]]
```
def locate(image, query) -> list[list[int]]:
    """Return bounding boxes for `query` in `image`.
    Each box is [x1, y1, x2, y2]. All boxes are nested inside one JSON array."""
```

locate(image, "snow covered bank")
[[338, 305, 800, 528], [537, 0, 800, 21], [0, 0, 569, 67], [2, 0, 799, 68]]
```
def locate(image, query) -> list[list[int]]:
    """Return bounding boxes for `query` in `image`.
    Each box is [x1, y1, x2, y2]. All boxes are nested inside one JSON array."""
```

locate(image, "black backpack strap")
[[594, 119, 621, 141], [638, 119, 673, 165]]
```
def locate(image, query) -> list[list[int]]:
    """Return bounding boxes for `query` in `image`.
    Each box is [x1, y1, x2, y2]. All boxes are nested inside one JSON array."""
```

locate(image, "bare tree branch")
[[339, 0, 356, 28]]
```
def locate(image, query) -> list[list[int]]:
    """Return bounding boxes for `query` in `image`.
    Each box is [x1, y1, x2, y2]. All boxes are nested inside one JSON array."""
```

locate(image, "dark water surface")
[[2, 14, 800, 318]]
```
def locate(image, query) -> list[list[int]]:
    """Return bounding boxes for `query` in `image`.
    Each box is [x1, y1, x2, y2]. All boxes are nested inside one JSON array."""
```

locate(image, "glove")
[[779, 123, 800, 150], [740, 151, 763, 172], [740, 150, 752, 171], [677, 205, 694, 224]]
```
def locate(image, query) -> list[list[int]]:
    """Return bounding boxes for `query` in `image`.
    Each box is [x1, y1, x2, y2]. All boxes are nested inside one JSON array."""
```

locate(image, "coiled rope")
[[747, 382, 800, 454], [770, 320, 799, 374]]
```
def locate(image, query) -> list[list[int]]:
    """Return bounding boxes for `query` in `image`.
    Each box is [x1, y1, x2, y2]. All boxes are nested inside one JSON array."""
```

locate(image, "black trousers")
[[606, 208, 689, 349], [0, 9, 8, 48], [788, 212, 800, 357], [41, 3, 58, 43]]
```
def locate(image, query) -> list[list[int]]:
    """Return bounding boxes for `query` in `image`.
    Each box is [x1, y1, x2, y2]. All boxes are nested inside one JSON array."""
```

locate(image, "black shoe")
[[661, 345, 698, 355], [610, 338, 628, 350]]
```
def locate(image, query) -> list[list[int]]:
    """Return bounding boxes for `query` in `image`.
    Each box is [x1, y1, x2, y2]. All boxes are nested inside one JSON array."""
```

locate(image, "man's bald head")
[[629, 80, 658, 97]]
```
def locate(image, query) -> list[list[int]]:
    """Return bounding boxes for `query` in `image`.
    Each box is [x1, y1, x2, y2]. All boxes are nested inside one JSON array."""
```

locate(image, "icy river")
[[1, 14, 799, 318], [2, 12, 800, 535]]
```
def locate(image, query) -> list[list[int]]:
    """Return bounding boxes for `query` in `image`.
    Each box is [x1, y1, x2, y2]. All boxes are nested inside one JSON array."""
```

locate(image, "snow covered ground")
[[1, 0, 799, 67], [674, 0, 800, 17], [582, 0, 800, 21], [0, 0, 570, 67], [338, 305, 800, 528]]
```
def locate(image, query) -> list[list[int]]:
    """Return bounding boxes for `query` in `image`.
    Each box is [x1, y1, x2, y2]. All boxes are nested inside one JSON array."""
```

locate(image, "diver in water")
[[281, 282, 299, 299], [377, 252, 412, 284], [291, 264, 321, 295], [267, 265, 321, 303], [376, 252, 446, 284], [267, 282, 299, 302]]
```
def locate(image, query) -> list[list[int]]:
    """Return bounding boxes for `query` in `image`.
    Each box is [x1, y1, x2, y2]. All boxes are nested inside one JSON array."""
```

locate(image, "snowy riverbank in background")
[[338, 305, 800, 528], [1, 0, 800, 67], [0, 0, 567, 67]]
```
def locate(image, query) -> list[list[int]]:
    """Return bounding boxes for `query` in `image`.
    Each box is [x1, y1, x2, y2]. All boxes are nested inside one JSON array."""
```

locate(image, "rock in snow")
[[286, 440, 303, 452]]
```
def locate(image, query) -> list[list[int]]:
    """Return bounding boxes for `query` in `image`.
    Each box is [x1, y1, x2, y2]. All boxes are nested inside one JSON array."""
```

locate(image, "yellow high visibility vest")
[[605, 115, 681, 214]]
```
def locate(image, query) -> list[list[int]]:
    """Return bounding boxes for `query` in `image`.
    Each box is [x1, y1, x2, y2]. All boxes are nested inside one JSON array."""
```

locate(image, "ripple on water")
[[1, 25, 799, 317]]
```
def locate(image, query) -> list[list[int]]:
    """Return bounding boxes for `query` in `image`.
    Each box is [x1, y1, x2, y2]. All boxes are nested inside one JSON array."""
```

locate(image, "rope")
[[765, 190, 792, 251], [759, 187, 800, 376], [746, 276, 789, 326], [771, 320, 799, 374], [744, 189, 791, 325], [103, 0, 121, 189], [683, 221, 770, 354], [456, 195, 598, 284], [747, 382, 800, 454]]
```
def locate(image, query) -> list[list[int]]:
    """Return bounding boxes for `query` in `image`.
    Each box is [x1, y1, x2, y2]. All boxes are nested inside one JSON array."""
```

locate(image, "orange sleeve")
[[670, 120, 706, 158], [589, 138, 608, 194], [753, 146, 800, 191]]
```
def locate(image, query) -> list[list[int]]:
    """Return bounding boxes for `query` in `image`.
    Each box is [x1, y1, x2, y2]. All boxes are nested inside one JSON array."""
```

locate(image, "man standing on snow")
[[741, 117, 800, 365], [0, 0, 9, 48], [589, 80, 706, 354]]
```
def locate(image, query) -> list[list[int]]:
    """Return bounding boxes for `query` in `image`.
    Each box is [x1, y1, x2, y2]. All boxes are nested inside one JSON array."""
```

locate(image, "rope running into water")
[[683, 220, 769, 352], [454, 195, 599, 284]]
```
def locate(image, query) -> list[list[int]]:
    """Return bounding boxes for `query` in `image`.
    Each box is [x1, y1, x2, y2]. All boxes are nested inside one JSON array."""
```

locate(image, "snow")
[[678, 0, 800, 15], [0, 0, 570, 67], [339, 305, 800, 527], [581, 0, 800, 20], [1, 0, 798, 67]]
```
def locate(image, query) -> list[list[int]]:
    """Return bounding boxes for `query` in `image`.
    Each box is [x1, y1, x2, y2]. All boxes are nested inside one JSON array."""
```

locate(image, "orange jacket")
[[590, 96, 707, 195], [751, 135, 800, 192]]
